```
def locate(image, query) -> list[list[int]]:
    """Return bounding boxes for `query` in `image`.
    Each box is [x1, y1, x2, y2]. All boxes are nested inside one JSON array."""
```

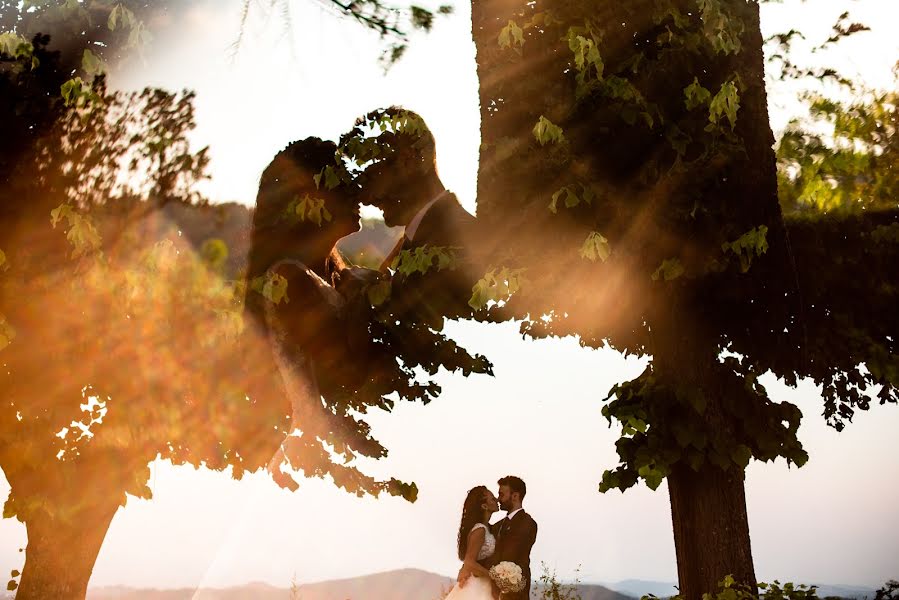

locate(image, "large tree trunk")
[[15, 502, 119, 600], [668, 462, 756, 599], [471, 0, 777, 596]]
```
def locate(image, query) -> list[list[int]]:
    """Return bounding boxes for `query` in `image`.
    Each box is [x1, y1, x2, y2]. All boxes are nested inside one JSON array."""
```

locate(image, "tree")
[[465, 0, 897, 597], [0, 65, 490, 600], [0, 5, 491, 598]]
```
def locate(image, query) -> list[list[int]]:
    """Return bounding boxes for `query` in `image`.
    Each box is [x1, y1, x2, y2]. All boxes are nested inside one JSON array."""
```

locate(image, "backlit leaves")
[[286, 194, 332, 227], [652, 258, 685, 282], [548, 184, 594, 213], [0, 32, 37, 68], [390, 245, 458, 276], [469, 267, 526, 310], [580, 232, 611, 263], [50, 203, 102, 258], [81, 49, 107, 77], [684, 77, 712, 110], [708, 80, 741, 131], [250, 272, 289, 305], [60, 77, 102, 109], [697, 0, 744, 55], [532, 116, 565, 146], [721, 225, 769, 273], [498, 20, 524, 51]]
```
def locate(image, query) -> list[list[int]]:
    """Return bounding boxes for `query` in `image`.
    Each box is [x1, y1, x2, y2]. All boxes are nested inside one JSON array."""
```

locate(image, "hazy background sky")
[[1, 0, 898, 590]]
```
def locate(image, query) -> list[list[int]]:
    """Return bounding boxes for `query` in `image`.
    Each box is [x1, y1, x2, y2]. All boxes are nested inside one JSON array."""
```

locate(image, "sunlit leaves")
[[721, 225, 769, 273], [50, 203, 103, 258], [390, 245, 458, 276], [567, 29, 603, 87], [708, 80, 741, 131], [250, 272, 289, 305], [286, 194, 333, 227], [777, 69, 899, 215], [684, 77, 712, 110], [548, 184, 594, 213], [652, 258, 685, 282], [60, 77, 101, 109], [564, 25, 605, 98], [81, 49, 107, 77], [0, 32, 37, 69], [697, 0, 744, 55], [314, 165, 345, 190], [469, 267, 526, 310], [107, 3, 151, 51], [580, 232, 611, 263], [200, 238, 229, 271], [532, 116, 565, 146], [498, 20, 524, 51]]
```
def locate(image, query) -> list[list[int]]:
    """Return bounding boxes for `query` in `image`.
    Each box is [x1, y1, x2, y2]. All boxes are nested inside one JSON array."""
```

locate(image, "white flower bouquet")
[[489, 561, 525, 594]]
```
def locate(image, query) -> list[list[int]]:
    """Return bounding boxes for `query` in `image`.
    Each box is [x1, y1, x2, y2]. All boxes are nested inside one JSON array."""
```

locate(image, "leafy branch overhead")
[[236, 0, 454, 66]]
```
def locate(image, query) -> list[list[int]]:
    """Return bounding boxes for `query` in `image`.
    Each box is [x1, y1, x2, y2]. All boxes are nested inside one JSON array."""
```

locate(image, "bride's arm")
[[457, 527, 491, 586]]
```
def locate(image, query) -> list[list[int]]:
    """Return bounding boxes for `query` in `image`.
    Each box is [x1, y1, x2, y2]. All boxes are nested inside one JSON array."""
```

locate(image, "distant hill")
[[87, 568, 453, 600], [82, 568, 631, 600], [536, 582, 634, 600]]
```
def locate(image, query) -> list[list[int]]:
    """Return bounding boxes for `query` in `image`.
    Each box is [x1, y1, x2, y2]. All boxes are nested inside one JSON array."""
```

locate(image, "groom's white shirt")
[[505, 508, 523, 521]]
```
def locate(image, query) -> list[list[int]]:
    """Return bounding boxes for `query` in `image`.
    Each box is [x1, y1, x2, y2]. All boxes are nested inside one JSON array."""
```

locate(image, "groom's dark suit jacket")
[[486, 510, 538, 600]]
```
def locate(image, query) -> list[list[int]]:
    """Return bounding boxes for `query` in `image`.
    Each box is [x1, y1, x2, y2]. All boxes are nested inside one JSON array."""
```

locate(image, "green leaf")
[[721, 225, 768, 272], [532, 116, 565, 146], [7, 580, 17, 591], [684, 77, 711, 110], [391, 246, 458, 277], [81, 48, 105, 76], [580, 232, 611, 262], [469, 267, 526, 310], [708, 80, 741, 131], [638, 465, 665, 490], [9, 570, 19, 578], [652, 258, 684, 282], [549, 185, 592, 213], [108, 4, 120, 30], [498, 20, 524, 50], [251, 273, 289, 305]]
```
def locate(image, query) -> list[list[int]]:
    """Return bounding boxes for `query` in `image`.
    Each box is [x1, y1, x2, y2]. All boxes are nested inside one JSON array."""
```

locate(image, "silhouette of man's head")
[[497, 475, 526, 512], [345, 107, 443, 227]]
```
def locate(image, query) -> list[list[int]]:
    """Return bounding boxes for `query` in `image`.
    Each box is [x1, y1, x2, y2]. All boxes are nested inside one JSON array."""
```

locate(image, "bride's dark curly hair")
[[457, 485, 489, 560]]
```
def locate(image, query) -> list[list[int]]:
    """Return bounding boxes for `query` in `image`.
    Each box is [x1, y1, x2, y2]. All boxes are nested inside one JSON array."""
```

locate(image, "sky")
[[2, 0, 899, 591]]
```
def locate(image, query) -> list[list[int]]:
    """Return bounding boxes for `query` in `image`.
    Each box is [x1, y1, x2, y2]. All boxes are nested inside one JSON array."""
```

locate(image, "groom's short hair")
[[498, 475, 526, 500]]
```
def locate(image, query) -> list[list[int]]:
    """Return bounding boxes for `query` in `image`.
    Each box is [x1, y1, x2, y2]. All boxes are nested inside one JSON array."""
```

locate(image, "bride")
[[444, 486, 500, 600]]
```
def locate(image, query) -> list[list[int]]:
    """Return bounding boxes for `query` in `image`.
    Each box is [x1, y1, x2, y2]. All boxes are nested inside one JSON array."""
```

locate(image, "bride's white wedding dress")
[[444, 523, 496, 600]]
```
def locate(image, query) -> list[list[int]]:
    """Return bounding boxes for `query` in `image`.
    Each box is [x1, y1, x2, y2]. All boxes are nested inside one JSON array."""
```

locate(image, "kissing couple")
[[445, 476, 538, 600]]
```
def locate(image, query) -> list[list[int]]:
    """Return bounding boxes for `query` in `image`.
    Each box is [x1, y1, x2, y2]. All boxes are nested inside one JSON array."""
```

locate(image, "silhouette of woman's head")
[[250, 136, 359, 280], [456, 485, 498, 560], [342, 106, 443, 227]]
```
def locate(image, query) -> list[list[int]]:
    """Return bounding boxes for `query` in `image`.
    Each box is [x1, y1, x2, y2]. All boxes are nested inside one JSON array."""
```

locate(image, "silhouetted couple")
[[446, 476, 538, 600]]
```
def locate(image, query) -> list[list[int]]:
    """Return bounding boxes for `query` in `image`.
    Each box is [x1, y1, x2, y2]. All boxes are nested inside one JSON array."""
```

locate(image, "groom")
[[466, 475, 537, 599]]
